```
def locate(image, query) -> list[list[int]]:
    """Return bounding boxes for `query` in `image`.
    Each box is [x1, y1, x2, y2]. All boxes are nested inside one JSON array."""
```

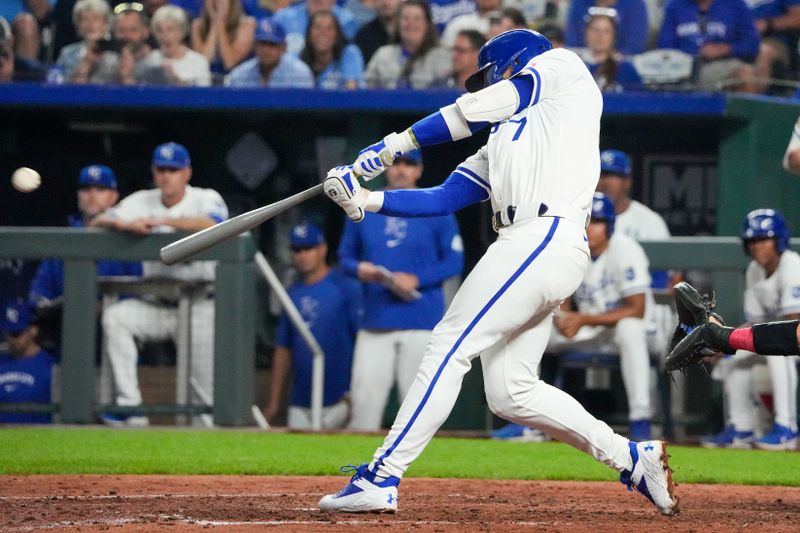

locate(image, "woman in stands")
[[577, 7, 642, 93], [56, 0, 119, 84], [139, 5, 211, 86], [191, 0, 255, 78], [364, 0, 451, 89], [300, 11, 364, 90]]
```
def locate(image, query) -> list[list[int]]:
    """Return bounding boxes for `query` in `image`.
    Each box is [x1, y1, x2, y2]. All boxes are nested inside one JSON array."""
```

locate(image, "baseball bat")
[[160, 183, 324, 265]]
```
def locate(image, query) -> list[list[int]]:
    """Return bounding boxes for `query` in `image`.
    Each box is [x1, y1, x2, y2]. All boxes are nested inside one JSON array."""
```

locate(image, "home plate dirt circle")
[[2, 475, 799, 531]]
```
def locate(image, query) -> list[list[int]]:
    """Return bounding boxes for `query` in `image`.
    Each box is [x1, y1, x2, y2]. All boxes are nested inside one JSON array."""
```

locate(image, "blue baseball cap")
[[600, 149, 631, 177], [395, 149, 423, 166], [255, 17, 286, 44], [1, 299, 34, 335], [290, 222, 325, 249], [78, 164, 118, 190], [152, 142, 191, 169]]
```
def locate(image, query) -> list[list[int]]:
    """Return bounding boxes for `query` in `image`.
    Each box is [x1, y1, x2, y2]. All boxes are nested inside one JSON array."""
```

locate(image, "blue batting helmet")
[[591, 192, 616, 236], [465, 29, 553, 93], [600, 149, 631, 177], [741, 208, 790, 254]]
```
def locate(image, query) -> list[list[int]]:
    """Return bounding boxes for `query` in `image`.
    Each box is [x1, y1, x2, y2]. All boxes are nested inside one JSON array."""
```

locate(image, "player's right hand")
[[323, 165, 367, 222], [353, 132, 405, 180]]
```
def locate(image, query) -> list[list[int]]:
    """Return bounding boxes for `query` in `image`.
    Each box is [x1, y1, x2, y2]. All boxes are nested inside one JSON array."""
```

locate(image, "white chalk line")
[[0, 492, 321, 501]]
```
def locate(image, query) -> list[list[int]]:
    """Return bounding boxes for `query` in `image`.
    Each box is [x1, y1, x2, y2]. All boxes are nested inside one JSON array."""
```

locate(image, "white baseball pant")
[[368, 217, 634, 480], [715, 351, 799, 432], [348, 329, 431, 431], [288, 399, 350, 430], [548, 318, 652, 421], [102, 298, 215, 408]]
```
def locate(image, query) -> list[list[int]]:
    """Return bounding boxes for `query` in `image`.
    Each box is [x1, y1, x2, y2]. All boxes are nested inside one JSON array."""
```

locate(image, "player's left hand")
[[557, 311, 583, 338], [323, 165, 368, 222]]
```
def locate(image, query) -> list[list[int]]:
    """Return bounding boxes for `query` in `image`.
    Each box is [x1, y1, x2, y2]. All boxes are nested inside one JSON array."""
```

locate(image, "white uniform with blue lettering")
[[718, 250, 800, 433], [369, 48, 634, 480], [549, 233, 653, 421]]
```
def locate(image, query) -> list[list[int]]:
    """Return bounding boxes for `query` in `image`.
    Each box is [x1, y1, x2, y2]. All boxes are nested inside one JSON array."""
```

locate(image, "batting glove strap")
[[324, 165, 367, 222]]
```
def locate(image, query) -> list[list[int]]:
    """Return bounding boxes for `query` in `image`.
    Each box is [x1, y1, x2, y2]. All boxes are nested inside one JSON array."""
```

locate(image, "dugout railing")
[[2, 229, 798, 430]]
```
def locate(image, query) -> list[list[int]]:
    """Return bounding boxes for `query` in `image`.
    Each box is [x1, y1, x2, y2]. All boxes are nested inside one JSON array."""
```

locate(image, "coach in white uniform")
[[549, 192, 654, 441], [318, 30, 677, 516], [93, 142, 228, 426]]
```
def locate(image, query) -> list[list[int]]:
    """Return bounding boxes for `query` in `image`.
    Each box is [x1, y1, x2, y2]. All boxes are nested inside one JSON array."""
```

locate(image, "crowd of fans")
[[2, 0, 800, 93]]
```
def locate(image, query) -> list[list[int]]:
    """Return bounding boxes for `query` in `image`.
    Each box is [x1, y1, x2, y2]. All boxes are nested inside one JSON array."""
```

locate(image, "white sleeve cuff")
[[365, 191, 384, 212]]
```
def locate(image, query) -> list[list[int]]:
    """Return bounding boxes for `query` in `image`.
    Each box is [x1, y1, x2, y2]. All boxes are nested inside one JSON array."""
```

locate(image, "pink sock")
[[729, 327, 755, 352]]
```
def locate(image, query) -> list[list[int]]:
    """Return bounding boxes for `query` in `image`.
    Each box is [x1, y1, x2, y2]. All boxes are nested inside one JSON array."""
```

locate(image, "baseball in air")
[[11, 167, 41, 193]]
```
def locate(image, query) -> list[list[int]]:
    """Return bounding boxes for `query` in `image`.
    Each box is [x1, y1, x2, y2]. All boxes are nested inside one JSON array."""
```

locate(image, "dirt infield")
[[2, 475, 799, 532]]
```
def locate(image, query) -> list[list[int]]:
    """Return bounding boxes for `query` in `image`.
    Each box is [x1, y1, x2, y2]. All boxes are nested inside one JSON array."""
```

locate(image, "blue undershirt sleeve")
[[378, 171, 489, 217], [410, 111, 488, 146]]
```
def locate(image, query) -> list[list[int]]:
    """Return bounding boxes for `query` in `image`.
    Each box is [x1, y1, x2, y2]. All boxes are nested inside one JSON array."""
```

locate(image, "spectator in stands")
[[225, 17, 314, 87], [338, 149, 465, 430], [91, 142, 228, 427], [783, 115, 800, 173], [3, 1, 47, 62], [273, 0, 359, 56], [345, 0, 378, 30], [566, 1, 649, 55], [658, 0, 760, 93], [29, 165, 142, 308], [429, 0, 476, 34], [441, 0, 501, 48], [114, 3, 154, 85], [138, 5, 211, 86], [0, 15, 45, 82], [240, 0, 288, 20], [749, 0, 800, 93], [365, 0, 451, 89], [538, 22, 565, 48], [446, 28, 484, 89], [0, 299, 55, 424], [577, 8, 642, 92], [355, 0, 400, 64], [485, 7, 527, 40], [300, 10, 365, 89], [190, 0, 256, 75], [56, 0, 120, 84], [263, 222, 361, 429]]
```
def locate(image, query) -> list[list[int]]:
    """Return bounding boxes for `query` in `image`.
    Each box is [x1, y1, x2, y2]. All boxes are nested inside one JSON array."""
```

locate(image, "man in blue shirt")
[[338, 150, 465, 431], [0, 299, 55, 424], [225, 17, 314, 88], [566, 0, 650, 55], [658, 0, 760, 92], [264, 222, 362, 429], [29, 164, 142, 306]]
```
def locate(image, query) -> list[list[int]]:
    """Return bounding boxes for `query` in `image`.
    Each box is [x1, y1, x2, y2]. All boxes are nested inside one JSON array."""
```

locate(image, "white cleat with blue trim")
[[319, 464, 401, 513], [620, 441, 678, 516]]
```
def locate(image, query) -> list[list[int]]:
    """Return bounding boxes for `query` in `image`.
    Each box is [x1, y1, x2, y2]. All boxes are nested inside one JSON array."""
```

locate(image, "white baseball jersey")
[[106, 185, 229, 281], [615, 201, 671, 241], [574, 233, 653, 315], [744, 250, 800, 322], [782, 115, 800, 172], [456, 48, 603, 219]]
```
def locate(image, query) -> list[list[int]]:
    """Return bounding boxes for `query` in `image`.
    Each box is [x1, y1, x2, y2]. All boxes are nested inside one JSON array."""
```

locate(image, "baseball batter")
[[549, 192, 654, 441], [703, 209, 800, 450], [320, 30, 677, 515]]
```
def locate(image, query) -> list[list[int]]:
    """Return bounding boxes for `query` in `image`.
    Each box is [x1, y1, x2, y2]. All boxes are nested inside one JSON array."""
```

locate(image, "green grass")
[[1, 427, 799, 486]]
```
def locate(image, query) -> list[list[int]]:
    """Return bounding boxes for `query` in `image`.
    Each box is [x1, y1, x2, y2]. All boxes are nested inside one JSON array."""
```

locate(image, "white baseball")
[[11, 167, 41, 193]]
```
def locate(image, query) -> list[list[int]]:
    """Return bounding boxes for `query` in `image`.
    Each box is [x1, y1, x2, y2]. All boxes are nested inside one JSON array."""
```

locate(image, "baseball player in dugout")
[[669, 209, 800, 451], [337, 149, 465, 431], [91, 142, 229, 427], [320, 30, 677, 516], [264, 222, 362, 430], [548, 192, 656, 442]]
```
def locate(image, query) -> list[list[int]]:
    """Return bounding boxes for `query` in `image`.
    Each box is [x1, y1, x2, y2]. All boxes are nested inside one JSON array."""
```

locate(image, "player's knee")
[[614, 317, 645, 337], [101, 304, 127, 330], [484, 378, 541, 419]]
